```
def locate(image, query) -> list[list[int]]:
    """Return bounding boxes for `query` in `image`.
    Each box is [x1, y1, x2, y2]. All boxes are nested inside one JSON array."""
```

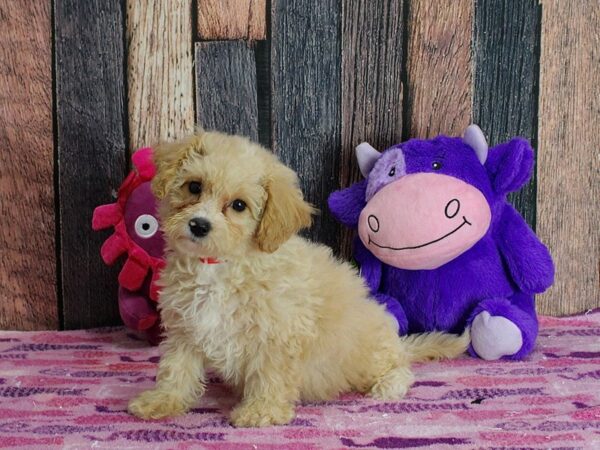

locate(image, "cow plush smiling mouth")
[[328, 125, 554, 360]]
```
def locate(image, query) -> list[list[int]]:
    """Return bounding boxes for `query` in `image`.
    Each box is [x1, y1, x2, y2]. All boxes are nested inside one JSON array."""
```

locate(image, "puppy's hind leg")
[[369, 352, 414, 401]]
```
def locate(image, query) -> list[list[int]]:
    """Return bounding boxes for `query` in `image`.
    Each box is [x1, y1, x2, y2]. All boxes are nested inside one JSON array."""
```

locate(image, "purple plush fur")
[[328, 135, 554, 360]]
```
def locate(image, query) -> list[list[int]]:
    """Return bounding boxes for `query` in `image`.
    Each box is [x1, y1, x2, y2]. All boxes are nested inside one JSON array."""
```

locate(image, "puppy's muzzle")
[[188, 217, 211, 238]]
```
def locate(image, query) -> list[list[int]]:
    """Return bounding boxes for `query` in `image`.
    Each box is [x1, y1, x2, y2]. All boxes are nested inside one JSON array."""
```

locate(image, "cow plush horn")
[[463, 124, 488, 165], [356, 142, 381, 177]]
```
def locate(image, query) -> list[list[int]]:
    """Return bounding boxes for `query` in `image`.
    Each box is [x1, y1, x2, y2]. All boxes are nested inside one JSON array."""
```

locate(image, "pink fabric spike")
[[100, 233, 128, 265], [131, 147, 156, 180], [119, 257, 149, 291], [119, 258, 148, 291], [92, 204, 121, 230]]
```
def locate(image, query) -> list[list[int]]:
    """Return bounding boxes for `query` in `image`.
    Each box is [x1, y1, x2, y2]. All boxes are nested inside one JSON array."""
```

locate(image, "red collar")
[[199, 257, 220, 264]]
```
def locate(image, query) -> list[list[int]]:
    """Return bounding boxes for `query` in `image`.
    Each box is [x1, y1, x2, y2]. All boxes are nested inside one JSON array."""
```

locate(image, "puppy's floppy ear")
[[152, 133, 203, 199], [255, 161, 315, 253]]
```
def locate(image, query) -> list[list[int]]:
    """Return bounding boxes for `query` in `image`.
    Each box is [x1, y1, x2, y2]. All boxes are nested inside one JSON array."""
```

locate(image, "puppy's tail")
[[401, 329, 470, 362]]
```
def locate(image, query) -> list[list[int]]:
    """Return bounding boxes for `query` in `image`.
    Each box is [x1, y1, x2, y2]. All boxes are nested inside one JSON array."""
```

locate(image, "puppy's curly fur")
[[128, 130, 469, 427]]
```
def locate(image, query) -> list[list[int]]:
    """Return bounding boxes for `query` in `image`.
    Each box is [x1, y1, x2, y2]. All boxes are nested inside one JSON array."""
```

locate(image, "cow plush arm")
[[495, 204, 554, 294]]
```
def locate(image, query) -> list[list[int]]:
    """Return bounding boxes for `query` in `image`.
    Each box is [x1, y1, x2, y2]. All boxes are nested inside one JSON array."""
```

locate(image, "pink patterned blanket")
[[1, 312, 599, 449]]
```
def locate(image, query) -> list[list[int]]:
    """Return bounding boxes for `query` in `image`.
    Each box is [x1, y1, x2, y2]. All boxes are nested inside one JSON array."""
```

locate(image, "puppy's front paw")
[[230, 400, 295, 427], [128, 389, 188, 419]]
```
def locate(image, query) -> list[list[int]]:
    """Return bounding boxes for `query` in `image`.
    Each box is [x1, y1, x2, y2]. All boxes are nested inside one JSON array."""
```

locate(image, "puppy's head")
[[153, 130, 314, 260]]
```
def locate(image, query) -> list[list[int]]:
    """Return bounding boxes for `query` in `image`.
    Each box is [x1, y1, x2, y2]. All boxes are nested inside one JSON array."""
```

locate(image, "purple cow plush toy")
[[328, 125, 554, 360]]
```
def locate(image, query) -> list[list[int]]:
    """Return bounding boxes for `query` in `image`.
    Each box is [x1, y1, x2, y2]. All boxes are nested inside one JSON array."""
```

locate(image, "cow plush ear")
[[328, 179, 367, 228], [486, 138, 534, 195]]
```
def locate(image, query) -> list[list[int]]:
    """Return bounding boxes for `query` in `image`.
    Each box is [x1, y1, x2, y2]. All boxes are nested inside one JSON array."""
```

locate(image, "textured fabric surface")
[[0, 312, 599, 449]]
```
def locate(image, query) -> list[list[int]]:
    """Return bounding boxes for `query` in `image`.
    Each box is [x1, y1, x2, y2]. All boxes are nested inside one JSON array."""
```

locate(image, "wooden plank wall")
[[0, 2, 57, 330], [536, 0, 599, 315], [127, 0, 195, 150], [473, 0, 540, 229], [55, 0, 128, 329], [0, 0, 598, 329]]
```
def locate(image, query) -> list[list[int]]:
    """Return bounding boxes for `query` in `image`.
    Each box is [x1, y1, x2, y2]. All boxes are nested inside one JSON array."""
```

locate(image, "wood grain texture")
[[127, 0, 194, 150], [271, 0, 341, 249], [55, 0, 127, 329], [0, 1, 57, 330], [198, 0, 266, 40], [255, 39, 271, 149], [536, 0, 599, 316], [339, 0, 404, 257], [473, 0, 541, 229], [195, 41, 258, 140], [404, 0, 473, 138]]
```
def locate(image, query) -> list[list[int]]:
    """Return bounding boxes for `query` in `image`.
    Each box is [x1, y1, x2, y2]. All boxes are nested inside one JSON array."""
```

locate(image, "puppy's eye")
[[388, 167, 396, 177], [231, 199, 246, 212], [432, 161, 442, 170], [188, 181, 202, 194]]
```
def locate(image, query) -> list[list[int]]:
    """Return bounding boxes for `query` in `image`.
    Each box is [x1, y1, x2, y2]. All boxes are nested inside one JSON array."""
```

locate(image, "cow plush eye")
[[232, 199, 246, 212], [188, 181, 202, 194], [388, 167, 396, 177], [432, 161, 442, 170]]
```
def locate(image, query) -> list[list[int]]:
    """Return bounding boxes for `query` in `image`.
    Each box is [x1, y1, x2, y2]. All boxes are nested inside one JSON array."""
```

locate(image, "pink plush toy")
[[92, 148, 165, 345]]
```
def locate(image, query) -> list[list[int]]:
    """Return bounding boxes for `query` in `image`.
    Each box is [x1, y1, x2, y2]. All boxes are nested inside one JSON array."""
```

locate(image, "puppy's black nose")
[[188, 218, 211, 238]]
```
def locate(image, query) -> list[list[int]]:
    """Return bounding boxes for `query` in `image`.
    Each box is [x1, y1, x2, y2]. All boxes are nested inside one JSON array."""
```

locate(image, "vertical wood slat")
[[271, 0, 341, 249], [55, 0, 127, 329], [404, 0, 473, 138], [198, 0, 267, 40], [473, 0, 541, 229], [127, 0, 194, 150], [339, 0, 404, 257], [196, 41, 259, 141], [537, 0, 600, 316], [0, 1, 57, 330]]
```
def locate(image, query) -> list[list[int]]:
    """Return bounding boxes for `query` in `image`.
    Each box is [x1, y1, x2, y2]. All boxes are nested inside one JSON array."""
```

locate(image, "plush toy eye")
[[134, 214, 159, 238], [432, 161, 442, 170], [188, 181, 202, 194], [232, 199, 246, 212], [388, 167, 396, 177]]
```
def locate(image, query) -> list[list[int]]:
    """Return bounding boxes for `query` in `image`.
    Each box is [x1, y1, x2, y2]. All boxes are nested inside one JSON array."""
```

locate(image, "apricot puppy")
[[128, 130, 468, 427]]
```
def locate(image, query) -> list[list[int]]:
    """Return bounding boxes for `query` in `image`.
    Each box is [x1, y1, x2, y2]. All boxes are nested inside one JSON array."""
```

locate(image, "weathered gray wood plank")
[[473, 0, 541, 229], [271, 0, 341, 248], [195, 41, 259, 141], [55, 0, 127, 329]]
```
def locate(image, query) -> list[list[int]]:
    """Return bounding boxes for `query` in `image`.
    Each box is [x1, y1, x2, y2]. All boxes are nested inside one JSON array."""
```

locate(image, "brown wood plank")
[[473, 0, 541, 230], [339, 0, 404, 257], [127, 0, 194, 150], [55, 0, 128, 329], [0, 1, 57, 330], [404, 0, 473, 138], [271, 0, 341, 249], [198, 0, 266, 40], [537, 0, 599, 316], [195, 41, 258, 140]]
